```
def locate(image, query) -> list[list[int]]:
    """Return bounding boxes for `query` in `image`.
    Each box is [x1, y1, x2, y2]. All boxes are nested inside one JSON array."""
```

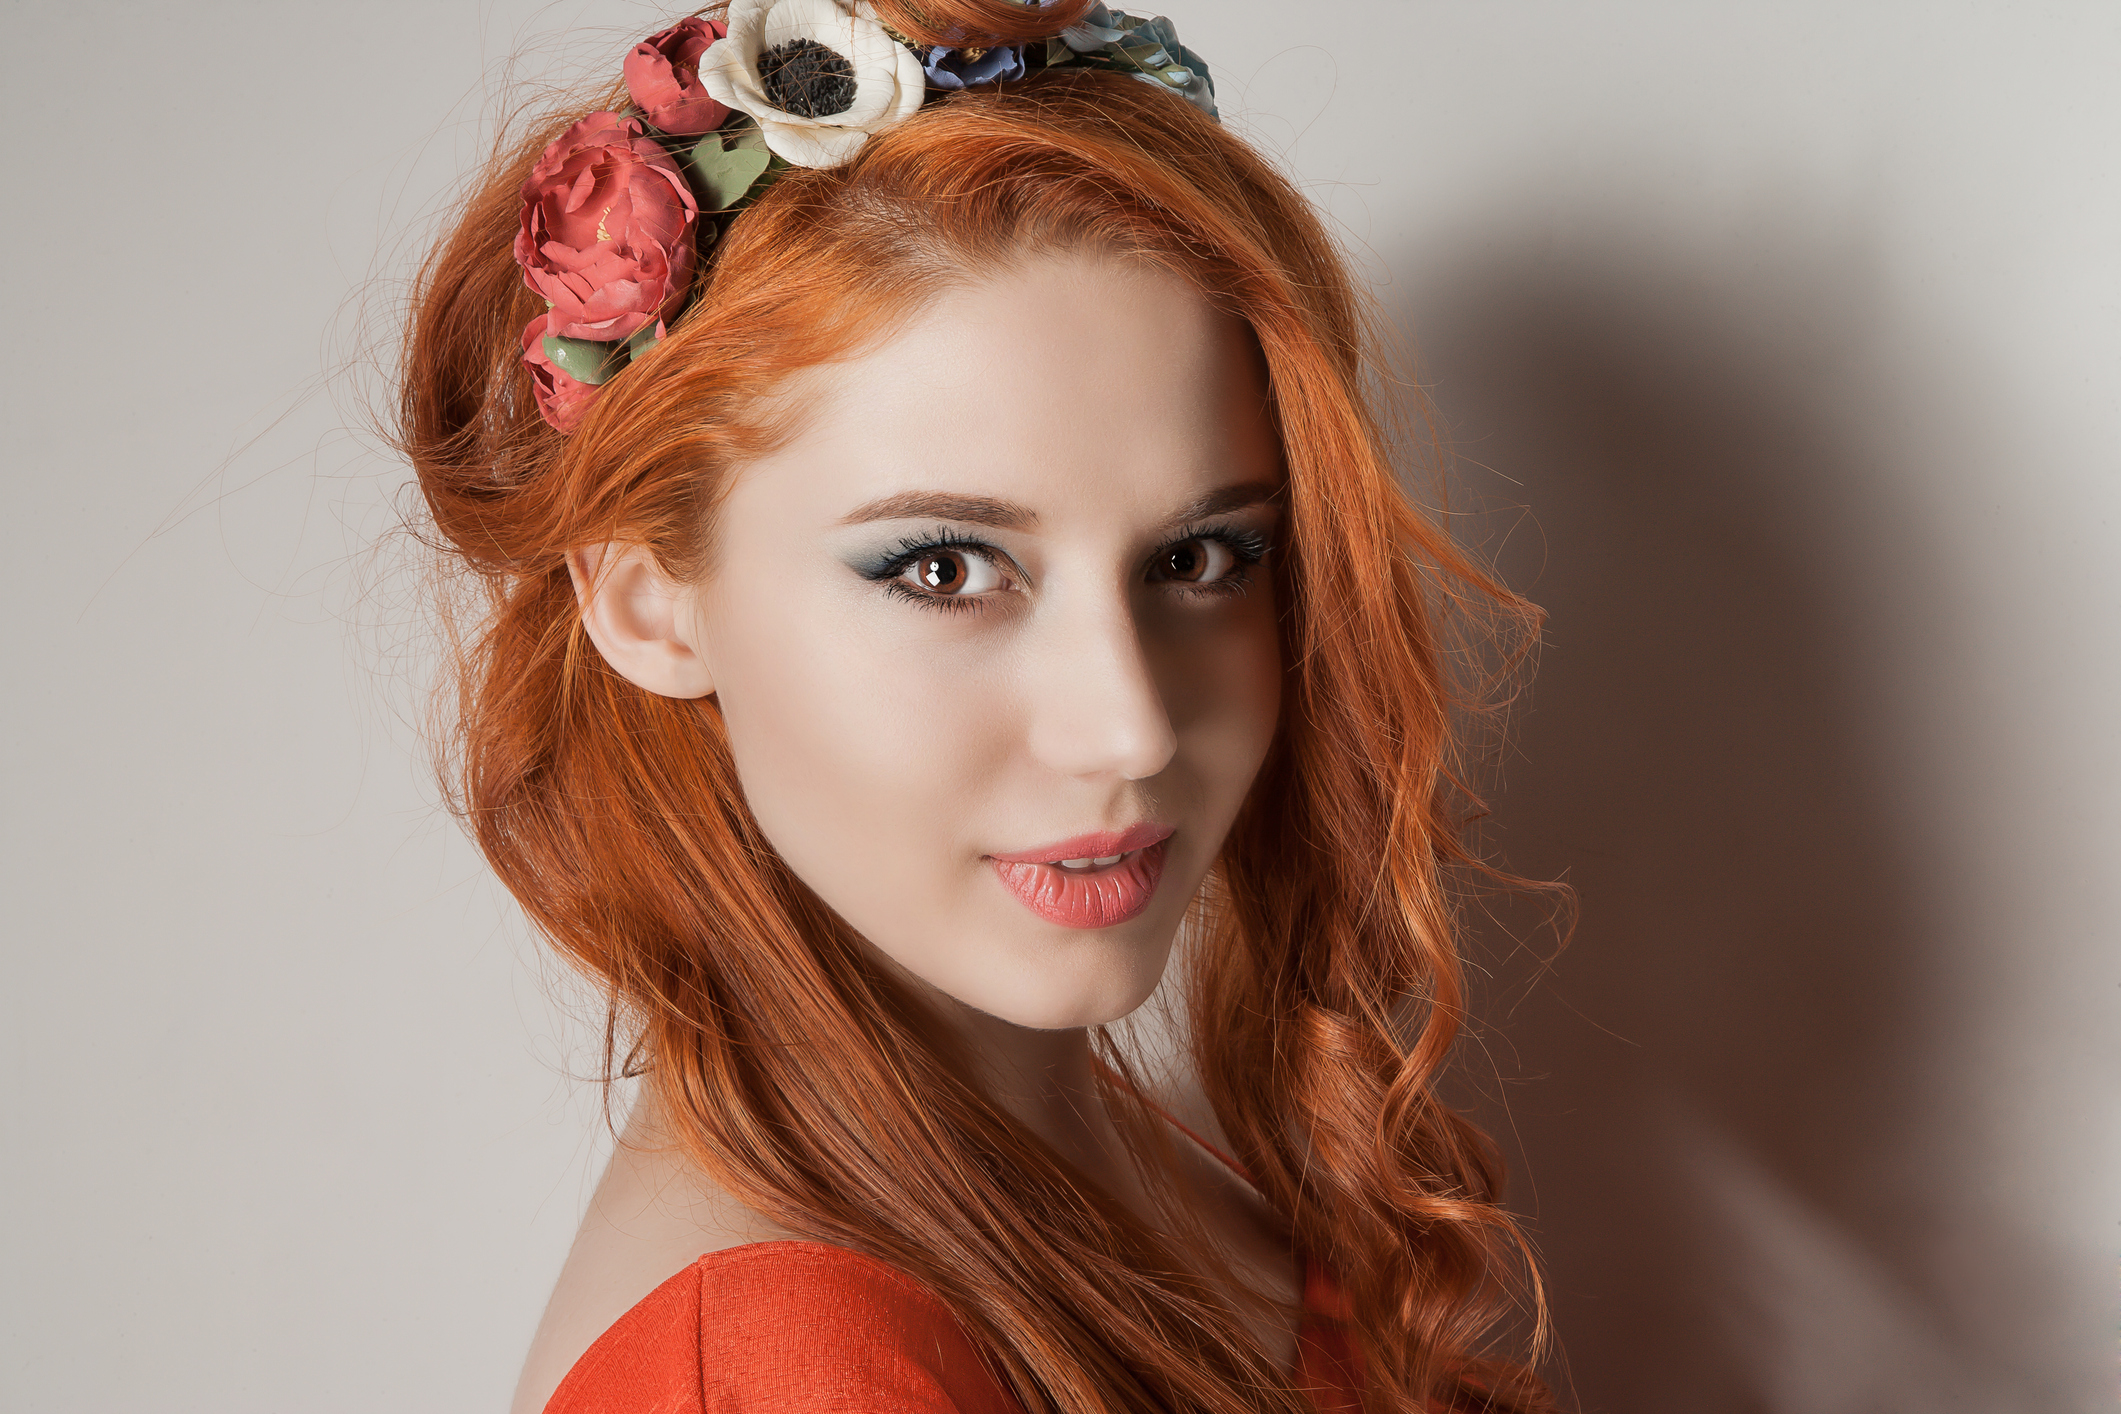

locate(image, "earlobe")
[[566, 543, 717, 699]]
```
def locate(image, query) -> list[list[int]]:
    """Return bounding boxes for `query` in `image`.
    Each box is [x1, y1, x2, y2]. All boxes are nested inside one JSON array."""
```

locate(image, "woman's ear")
[[566, 543, 716, 699]]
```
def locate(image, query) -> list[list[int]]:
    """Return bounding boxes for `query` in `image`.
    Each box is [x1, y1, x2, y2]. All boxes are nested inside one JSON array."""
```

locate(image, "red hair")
[[399, 4, 1557, 1409]]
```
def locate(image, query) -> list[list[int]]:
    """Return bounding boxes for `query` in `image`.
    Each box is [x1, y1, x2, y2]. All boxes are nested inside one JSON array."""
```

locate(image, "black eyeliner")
[[853, 518, 1274, 614], [853, 525, 1006, 582], [1165, 520, 1273, 564]]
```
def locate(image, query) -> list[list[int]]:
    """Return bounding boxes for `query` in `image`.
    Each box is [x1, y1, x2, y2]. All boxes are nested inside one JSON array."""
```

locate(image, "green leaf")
[[624, 324, 664, 360], [541, 335, 627, 385], [683, 136, 774, 212]]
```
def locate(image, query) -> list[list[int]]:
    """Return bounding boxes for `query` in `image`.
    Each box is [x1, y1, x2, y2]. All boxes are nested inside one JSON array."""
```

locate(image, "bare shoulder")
[[510, 1097, 796, 1414]]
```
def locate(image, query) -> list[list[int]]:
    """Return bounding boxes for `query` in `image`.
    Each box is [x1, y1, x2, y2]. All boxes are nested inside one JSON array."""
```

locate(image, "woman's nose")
[[1022, 594, 1178, 782]]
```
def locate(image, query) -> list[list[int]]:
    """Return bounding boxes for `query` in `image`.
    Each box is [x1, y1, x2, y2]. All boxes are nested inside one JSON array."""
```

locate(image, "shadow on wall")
[[1405, 218, 2061, 1414]]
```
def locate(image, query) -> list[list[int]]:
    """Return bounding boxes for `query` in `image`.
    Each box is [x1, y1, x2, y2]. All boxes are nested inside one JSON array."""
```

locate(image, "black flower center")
[[760, 37, 857, 118]]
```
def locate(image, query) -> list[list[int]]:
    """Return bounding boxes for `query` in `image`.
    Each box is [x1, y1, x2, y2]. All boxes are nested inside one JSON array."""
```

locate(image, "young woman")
[[398, 2, 1557, 1409]]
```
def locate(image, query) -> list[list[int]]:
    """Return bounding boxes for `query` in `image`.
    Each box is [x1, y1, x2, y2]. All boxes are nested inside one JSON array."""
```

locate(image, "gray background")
[[3, 2, 2114, 1410]]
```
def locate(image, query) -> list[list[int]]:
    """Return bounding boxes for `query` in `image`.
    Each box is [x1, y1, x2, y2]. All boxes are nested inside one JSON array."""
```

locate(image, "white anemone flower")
[[699, 0, 925, 169]]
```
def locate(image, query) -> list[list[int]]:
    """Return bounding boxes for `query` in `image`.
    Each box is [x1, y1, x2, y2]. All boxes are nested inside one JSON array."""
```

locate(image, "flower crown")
[[514, 0, 1216, 432]]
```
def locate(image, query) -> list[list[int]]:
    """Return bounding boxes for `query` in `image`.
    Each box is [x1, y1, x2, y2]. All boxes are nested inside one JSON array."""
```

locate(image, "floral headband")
[[515, 0, 1217, 432]]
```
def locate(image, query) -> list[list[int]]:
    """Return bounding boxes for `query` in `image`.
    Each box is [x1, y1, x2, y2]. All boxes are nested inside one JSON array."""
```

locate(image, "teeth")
[[1053, 852, 1128, 871]]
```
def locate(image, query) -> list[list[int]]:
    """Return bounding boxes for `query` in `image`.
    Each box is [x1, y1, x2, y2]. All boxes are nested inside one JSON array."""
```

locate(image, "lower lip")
[[989, 841, 1169, 929]]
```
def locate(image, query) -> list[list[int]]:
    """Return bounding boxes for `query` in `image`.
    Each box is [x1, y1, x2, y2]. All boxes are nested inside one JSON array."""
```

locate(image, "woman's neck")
[[942, 1001, 1123, 1180], [932, 992, 1305, 1373]]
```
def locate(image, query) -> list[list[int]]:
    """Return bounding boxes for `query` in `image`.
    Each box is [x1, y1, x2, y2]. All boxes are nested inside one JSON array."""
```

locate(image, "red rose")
[[520, 313, 601, 433], [624, 18, 732, 136], [513, 112, 700, 343]]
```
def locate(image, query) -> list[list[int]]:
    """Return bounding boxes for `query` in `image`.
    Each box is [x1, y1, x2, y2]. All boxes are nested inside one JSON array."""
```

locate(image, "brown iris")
[[1161, 540, 1211, 581], [916, 553, 967, 591]]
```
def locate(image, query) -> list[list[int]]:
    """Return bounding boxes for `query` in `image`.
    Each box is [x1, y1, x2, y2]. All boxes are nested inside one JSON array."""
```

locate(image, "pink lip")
[[987, 822, 1174, 865], [986, 823, 1175, 930]]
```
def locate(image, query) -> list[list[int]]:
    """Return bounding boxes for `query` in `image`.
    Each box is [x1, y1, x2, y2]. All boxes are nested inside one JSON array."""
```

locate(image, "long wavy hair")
[[398, 3, 1558, 1409]]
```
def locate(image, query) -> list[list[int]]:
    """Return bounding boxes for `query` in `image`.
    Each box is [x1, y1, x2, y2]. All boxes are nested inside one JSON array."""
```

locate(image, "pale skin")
[[512, 252, 1296, 1413]]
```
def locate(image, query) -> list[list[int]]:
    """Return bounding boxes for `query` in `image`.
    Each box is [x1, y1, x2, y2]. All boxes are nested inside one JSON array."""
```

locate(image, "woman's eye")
[[1155, 537, 1238, 585], [897, 548, 1006, 597]]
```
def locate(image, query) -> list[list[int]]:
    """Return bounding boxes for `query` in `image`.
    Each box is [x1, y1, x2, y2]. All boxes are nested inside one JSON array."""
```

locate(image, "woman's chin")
[[985, 985, 1163, 1032], [950, 928, 1178, 1032]]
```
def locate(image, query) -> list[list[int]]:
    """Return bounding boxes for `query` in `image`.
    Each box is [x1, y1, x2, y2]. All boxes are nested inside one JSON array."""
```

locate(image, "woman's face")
[[631, 252, 1283, 1030]]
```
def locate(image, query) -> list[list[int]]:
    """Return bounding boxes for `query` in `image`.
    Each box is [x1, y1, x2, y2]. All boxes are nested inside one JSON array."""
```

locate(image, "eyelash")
[[860, 522, 1274, 615]]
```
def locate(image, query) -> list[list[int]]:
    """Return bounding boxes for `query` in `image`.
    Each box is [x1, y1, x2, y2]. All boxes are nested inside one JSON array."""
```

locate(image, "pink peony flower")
[[519, 313, 602, 433], [512, 112, 700, 343], [624, 18, 732, 135]]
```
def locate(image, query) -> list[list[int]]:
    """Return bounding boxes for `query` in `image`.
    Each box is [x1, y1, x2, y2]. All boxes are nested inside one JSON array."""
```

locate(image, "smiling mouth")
[[1052, 852, 1128, 871], [986, 827, 1173, 929]]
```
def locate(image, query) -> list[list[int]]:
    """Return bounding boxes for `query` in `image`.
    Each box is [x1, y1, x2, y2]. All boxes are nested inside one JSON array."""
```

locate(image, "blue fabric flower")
[[923, 43, 1027, 91], [1058, 6, 1215, 117]]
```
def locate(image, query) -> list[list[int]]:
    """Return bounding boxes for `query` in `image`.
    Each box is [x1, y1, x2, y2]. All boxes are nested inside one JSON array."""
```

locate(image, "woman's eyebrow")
[[1167, 481, 1281, 524], [837, 480, 1281, 532], [839, 491, 1036, 529]]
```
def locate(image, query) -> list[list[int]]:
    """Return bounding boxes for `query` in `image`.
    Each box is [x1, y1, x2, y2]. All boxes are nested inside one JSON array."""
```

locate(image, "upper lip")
[[987, 822, 1175, 864]]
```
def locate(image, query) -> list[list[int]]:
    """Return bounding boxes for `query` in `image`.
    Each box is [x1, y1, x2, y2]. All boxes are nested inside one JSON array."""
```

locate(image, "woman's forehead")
[[732, 252, 1281, 523]]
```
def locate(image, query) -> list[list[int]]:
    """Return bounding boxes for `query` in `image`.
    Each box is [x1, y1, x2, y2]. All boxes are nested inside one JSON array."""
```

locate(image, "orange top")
[[545, 1240, 1365, 1413]]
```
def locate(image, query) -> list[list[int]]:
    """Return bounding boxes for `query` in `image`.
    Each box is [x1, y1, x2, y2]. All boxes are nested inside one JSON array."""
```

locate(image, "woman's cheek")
[[1164, 598, 1282, 799], [711, 592, 1008, 918]]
